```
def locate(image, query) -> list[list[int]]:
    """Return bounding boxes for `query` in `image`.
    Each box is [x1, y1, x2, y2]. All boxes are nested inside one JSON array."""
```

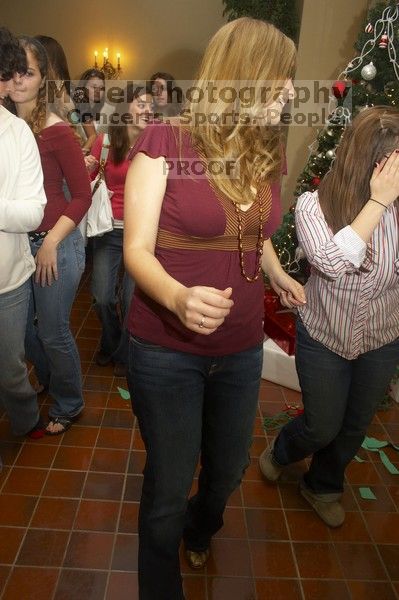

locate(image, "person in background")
[[9, 36, 91, 435], [73, 68, 105, 154], [259, 106, 399, 527], [124, 18, 305, 600], [35, 34, 86, 145], [34, 34, 70, 94], [85, 83, 153, 378], [149, 70, 181, 118], [0, 27, 47, 446]]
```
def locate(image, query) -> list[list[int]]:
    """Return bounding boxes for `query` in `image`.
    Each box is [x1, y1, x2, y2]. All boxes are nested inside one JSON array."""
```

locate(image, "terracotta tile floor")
[[1, 269, 399, 600]]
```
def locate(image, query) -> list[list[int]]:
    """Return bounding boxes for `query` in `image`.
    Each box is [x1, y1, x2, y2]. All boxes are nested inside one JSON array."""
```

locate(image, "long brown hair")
[[34, 35, 70, 80], [108, 83, 152, 164], [184, 17, 296, 205], [319, 106, 399, 233], [15, 36, 70, 135]]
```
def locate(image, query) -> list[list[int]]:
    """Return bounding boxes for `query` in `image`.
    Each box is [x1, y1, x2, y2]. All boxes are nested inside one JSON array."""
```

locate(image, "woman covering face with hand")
[[260, 106, 399, 529]]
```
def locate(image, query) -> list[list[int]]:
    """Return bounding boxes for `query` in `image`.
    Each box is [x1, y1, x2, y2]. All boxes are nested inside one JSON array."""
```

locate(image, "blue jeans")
[[273, 318, 399, 497], [127, 337, 263, 600], [91, 229, 134, 364], [25, 228, 85, 419], [0, 279, 41, 435]]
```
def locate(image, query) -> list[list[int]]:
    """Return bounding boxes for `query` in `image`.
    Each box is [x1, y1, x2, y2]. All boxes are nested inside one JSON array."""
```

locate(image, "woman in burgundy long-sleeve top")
[[10, 37, 91, 435]]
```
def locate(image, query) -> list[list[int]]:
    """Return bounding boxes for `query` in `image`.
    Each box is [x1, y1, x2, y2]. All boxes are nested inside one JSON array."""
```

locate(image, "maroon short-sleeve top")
[[126, 122, 283, 356]]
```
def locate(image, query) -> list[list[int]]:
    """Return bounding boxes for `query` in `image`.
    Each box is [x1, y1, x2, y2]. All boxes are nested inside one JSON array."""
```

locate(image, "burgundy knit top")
[[127, 122, 284, 356], [34, 122, 91, 231]]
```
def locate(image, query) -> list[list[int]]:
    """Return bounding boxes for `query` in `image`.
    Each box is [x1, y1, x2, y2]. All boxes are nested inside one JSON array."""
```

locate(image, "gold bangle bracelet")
[[369, 197, 388, 209]]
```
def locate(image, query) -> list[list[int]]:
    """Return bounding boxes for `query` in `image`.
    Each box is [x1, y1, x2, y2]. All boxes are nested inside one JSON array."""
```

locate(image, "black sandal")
[[45, 416, 73, 436]]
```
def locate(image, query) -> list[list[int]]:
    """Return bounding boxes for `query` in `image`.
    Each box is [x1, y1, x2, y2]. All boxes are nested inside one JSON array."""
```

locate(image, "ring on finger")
[[198, 315, 206, 328]]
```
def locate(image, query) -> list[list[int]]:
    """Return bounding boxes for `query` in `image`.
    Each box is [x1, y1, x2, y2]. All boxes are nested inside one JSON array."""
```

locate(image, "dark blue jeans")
[[127, 337, 263, 600], [91, 229, 134, 364], [273, 318, 399, 497]]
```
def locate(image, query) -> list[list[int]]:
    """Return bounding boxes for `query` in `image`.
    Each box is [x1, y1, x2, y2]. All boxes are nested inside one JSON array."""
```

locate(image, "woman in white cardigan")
[[0, 27, 47, 444]]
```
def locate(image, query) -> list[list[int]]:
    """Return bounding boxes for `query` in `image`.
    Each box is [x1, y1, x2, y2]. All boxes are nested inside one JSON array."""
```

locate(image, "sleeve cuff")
[[333, 225, 366, 267]]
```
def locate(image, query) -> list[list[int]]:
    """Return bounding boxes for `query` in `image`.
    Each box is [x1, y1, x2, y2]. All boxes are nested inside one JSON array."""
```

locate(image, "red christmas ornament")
[[379, 33, 388, 49], [365, 22, 373, 34], [332, 80, 348, 99], [312, 177, 321, 186]]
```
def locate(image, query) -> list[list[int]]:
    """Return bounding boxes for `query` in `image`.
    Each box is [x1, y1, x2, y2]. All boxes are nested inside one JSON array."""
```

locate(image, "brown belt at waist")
[[156, 228, 260, 251]]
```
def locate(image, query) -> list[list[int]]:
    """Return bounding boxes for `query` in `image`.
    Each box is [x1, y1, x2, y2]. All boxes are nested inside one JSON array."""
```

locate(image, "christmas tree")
[[273, 0, 399, 280], [222, 0, 300, 41]]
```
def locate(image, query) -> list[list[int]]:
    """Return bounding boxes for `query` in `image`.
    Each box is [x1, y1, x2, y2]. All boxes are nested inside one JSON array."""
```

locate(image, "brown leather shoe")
[[185, 549, 210, 570]]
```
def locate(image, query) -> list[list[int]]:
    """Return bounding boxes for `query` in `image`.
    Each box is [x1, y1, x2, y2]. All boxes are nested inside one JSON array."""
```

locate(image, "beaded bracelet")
[[369, 197, 388, 209]]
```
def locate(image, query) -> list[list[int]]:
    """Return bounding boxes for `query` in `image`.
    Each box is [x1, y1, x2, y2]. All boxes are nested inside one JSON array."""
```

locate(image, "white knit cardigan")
[[0, 105, 47, 294]]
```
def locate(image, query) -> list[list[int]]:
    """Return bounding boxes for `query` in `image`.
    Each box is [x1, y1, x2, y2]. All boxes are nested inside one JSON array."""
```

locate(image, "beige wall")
[[283, 0, 370, 208], [1, 0, 226, 79]]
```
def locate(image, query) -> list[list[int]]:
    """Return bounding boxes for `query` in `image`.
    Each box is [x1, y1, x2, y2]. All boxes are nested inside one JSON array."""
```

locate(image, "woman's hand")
[[34, 237, 58, 286], [84, 154, 98, 172], [268, 270, 306, 308], [174, 286, 234, 335], [370, 150, 399, 207]]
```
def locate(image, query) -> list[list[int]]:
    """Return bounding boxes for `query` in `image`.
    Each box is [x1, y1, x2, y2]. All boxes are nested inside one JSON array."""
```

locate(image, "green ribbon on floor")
[[379, 450, 399, 475], [359, 487, 377, 500], [263, 412, 292, 430], [358, 436, 399, 477], [117, 387, 130, 401]]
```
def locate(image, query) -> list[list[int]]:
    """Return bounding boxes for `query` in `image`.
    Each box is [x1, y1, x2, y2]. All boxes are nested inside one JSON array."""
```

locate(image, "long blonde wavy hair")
[[184, 18, 296, 205]]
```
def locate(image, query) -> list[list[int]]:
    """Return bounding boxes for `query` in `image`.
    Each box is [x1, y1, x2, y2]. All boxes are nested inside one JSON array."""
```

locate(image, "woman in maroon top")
[[10, 37, 91, 435], [124, 18, 305, 600], [86, 84, 153, 377]]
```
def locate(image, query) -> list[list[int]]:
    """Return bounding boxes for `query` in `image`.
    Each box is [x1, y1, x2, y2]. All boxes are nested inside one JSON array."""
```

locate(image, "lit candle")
[[116, 53, 121, 70], [103, 50, 107, 66], [94, 50, 98, 68]]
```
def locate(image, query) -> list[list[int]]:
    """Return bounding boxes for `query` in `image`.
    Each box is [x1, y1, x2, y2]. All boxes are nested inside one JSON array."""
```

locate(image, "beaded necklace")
[[233, 198, 264, 282]]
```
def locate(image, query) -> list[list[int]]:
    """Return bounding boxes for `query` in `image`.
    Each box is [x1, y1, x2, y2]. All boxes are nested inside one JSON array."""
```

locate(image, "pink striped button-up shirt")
[[295, 191, 399, 360]]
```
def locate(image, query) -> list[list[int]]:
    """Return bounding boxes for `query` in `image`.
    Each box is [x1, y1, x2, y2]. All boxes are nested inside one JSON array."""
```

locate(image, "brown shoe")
[[300, 482, 345, 527], [259, 449, 283, 482], [185, 549, 210, 570]]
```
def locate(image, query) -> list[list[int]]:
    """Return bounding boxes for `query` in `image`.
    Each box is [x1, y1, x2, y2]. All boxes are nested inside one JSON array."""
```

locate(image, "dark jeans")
[[127, 337, 263, 600], [273, 318, 399, 496], [91, 229, 134, 364]]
